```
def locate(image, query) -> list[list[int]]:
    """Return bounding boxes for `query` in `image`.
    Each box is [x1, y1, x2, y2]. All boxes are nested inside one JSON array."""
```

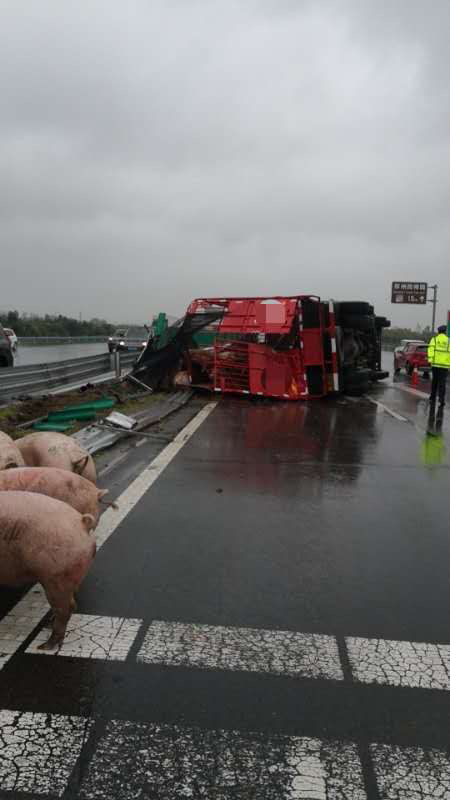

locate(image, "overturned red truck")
[[133, 296, 390, 399]]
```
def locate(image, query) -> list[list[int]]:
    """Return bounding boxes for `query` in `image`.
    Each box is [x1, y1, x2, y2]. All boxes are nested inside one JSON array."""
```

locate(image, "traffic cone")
[[412, 365, 419, 385]]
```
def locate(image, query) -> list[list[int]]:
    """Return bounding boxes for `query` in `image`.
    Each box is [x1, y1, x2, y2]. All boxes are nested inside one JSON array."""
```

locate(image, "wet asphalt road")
[[13, 343, 107, 366], [1, 375, 450, 798]]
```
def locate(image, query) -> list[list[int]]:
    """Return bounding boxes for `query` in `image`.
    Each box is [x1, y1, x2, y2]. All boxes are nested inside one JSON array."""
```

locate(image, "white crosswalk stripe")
[[8, 612, 450, 694], [26, 614, 142, 661], [81, 721, 367, 800], [371, 742, 450, 799], [0, 709, 92, 796], [346, 636, 450, 691], [136, 620, 344, 680], [1, 709, 450, 799]]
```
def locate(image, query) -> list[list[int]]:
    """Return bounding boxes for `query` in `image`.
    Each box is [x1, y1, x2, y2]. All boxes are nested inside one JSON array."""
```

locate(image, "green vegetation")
[[0, 310, 115, 338], [382, 325, 432, 348]]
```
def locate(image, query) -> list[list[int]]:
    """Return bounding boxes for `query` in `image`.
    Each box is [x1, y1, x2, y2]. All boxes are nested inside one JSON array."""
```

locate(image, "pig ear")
[[81, 513, 95, 532], [73, 455, 89, 474]]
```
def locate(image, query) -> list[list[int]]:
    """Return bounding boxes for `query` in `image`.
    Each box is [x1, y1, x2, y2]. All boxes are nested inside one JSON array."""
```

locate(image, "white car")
[[3, 328, 18, 351]]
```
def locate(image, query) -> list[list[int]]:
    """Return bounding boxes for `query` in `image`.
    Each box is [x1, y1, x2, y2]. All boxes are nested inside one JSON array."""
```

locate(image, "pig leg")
[[39, 582, 75, 650], [44, 594, 77, 627]]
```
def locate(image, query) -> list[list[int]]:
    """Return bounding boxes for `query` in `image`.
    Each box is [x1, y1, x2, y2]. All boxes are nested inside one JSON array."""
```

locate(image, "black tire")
[[375, 316, 391, 328], [394, 359, 400, 374], [343, 368, 372, 393], [338, 302, 372, 316], [345, 381, 371, 397], [341, 314, 375, 332], [406, 362, 414, 376]]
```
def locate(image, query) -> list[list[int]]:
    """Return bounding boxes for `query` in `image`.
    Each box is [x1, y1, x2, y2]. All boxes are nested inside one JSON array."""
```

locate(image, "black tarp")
[[131, 311, 223, 390]]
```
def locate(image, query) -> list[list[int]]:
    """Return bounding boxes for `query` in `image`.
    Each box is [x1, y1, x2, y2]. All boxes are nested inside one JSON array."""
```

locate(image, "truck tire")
[[406, 362, 414, 376], [338, 302, 372, 316], [341, 314, 375, 332], [345, 382, 370, 397], [394, 359, 400, 374], [375, 316, 391, 328], [343, 368, 372, 396]]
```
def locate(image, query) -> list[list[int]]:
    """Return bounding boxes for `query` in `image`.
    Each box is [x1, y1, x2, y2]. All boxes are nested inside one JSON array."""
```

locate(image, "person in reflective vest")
[[427, 325, 450, 409]]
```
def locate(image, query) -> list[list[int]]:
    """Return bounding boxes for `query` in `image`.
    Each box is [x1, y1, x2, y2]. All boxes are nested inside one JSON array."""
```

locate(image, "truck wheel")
[[375, 316, 391, 328], [341, 314, 375, 332], [394, 359, 400, 374], [406, 362, 414, 375], [345, 381, 370, 397], [343, 368, 372, 396], [338, 302, 372, 316]]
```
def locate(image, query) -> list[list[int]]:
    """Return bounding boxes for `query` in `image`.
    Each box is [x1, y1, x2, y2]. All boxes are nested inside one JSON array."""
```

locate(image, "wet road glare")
[[0, 373, 449, 798]]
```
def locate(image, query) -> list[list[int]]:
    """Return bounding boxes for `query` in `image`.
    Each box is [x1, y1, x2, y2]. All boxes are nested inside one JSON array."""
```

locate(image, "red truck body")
[[134, 295, 390, 400], [184, 296, 387, 400]]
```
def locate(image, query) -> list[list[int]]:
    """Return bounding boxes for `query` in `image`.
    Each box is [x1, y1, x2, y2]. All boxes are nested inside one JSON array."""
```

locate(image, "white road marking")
[[79, 720, 366, 799], [371, 742, 450, 799], [135, 437, 147, 447], [0, 402, 217, 672], [136, 620, 343, 680], [390, 382, 430, 400], [13, 607, 450, 694], [364, 396, 408, 422], [346, 636, 450, 691], [94, 401, 217, 549], [0, 586, 49, 670], [0, 709, 92, 796], [27, 614, 142, 661]]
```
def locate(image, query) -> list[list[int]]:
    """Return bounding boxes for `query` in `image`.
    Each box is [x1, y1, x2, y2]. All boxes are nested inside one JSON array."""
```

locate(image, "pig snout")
[[98, 489, 119, 511]]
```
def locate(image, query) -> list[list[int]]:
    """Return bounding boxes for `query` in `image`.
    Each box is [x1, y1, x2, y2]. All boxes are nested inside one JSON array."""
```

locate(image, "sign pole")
[[428, 284, 438, 333]]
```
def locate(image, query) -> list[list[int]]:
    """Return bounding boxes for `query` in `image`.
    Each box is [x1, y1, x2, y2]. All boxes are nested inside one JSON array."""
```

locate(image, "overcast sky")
[[1, 0, 449, 326]]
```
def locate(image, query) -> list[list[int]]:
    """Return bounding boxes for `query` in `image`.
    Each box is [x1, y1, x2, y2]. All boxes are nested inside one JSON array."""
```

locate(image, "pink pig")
[[0, 431, 26, 470], [0, 491, 96, 649], [16, 432, 97, 484], [0, 467, 115, 527]]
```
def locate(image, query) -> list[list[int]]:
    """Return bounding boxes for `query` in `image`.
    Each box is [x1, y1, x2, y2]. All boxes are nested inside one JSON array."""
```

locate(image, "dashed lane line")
[[0, 709, 92, 796], [0, 711, 366, 799], [80, 721, 367, 800], [346, 636, 450, 691], [136, 620, 344, 680], [2, 709, 450, 799], [26, 614, 142, 661], [0, 402, 218, 673], [20, 614, 450, 693]]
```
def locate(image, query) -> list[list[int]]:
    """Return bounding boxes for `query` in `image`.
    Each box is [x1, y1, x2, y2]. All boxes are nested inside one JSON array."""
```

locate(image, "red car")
[[394, 342, 430, 376]]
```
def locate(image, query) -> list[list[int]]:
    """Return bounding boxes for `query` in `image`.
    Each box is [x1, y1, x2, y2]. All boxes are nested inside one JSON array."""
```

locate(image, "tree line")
[[382, 325, 433, 347], [0, 310, 115, 338]]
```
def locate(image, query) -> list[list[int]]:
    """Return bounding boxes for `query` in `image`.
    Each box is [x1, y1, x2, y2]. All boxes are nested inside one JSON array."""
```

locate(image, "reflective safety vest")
[[427, 333, 450, 369]]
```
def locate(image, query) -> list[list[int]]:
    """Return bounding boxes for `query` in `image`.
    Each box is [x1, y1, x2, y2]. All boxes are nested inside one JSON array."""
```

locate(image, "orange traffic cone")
[[412, 365, 419, 385]]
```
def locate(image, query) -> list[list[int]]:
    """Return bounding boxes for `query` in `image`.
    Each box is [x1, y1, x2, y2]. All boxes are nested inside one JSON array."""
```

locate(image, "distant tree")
[[0, 311, 116, 338]]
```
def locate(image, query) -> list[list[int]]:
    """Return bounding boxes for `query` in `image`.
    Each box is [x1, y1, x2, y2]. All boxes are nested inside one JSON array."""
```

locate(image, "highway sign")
[[391, 282, 428, 304]]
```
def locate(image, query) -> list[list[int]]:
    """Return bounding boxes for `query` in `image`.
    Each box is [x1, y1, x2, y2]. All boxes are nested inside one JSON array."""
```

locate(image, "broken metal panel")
[[72, 391, 194, 455]]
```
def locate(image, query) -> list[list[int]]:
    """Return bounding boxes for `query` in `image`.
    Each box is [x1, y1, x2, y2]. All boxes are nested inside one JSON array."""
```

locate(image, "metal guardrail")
[[0, 351, 137, 402], [18, 336, 109, 345]]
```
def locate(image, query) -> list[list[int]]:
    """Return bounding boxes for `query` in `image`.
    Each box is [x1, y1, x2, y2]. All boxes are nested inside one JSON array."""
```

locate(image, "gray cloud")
[[1, 0, 449, 326]]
